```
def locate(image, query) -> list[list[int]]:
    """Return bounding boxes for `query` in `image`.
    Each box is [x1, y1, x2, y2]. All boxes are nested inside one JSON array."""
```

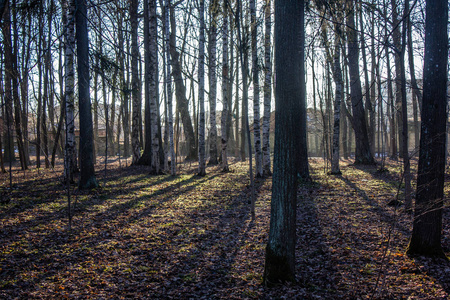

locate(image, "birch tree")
[[165, 0, 175, 175], [208, 0, 219, 165], [250, 0, 262, 177], [330, 25, 343, 175], [262, 0, 272, 176], [64, 0, 76, 182], [198, 0, 206, 176], [149, 0, 160, 174]]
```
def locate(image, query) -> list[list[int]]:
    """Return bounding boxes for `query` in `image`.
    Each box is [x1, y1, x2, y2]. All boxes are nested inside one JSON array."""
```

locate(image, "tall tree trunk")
[[11, 0, 26, 169], [250, 0, 262, 177], [1, 0, 14, 163], [150, 0, 160, 173], [407, 0, 447, 258], [169, 6, 196, 161], [76, 0, 98, 189], [221, 0, 229, 172], [407, 6, 421, 151], [234, 48, 240, 158], [359, 1, 374, 155], [21, 10, 32, 166], [165, 0, 175, 175], [262, 0, 272, 176], [391, 0, 403, 159], [64, 0, 77, 182], [400, 0, 412, 210], [296, 0, 309, 180], [118, 15, 130, 159], [198, 0, 206, 176], [331, 29, 343, 175], [264, 0, 304, 285], [345, 0, 374, 165], [208, 0, 219, 165], [131, 0, 141, 164]]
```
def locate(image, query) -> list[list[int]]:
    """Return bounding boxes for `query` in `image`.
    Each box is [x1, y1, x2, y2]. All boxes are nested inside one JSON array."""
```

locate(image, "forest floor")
[[0, 156, 449, 299]]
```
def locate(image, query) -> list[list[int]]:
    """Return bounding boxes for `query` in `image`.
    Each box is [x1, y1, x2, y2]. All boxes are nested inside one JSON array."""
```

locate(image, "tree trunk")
[[250, 0, 262, 177], [331, 28, 343, 175], [165, 0, 175, 175], [169, 6, 196, 161], [208, 0, 219, 165], [150, 0, 160, 173], [345, 1, 374, 165], [1, 0, 15, 164], [64, 0, 77, 182], [11, 0, 26, 169], [262, 0, 272, 175], [197, 0, 206, 176], [264, 0, 304, 285], [221, 0, 229, 172], [407, 0, 447, 258], [131, 0, 141, 164], [76, 0, 98, 189], [400, 0, 412, 210]]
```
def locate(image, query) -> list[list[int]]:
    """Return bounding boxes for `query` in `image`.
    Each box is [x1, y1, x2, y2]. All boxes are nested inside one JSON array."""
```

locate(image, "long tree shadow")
[[0, 170, 223, 297], [337, 174, 411, 237], [293, 181, 344, 298]]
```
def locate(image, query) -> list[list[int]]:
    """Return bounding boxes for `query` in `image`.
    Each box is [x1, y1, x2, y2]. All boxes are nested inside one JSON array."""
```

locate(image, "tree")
[[250, 0, 262, 177], [197, 0, 206, 176], [330, 24, 343, 175], [1, 0, 15, 164], [169, 4, 196, 161], [165, 0, 175, 175], [131, 0, 141, 164], [208, 0, 219, 165], [407, 0, 448, 258], [76, 0, 98, 189], [262, 0, 272, 177], [221, 0, 229, 172], [64, 0, 77, 183], [264, 0, 305, 286], [345, 0, 374, 165]]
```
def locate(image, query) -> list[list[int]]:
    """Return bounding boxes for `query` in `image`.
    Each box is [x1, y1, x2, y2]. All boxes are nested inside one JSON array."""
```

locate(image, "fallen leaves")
[[0, 157, 448, 299]]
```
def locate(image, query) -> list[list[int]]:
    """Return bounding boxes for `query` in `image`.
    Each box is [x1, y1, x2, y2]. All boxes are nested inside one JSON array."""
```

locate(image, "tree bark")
[[262, 0, 272, 176], [250, 0, 262, 177], [407, 0, 448, 258], [131, 0, 141, 164], [64, 0, 77, 182], [264, 0, 304, 285], [165, 0, 175, 175], [208, 0, 219, 165], [221, 0, 229, 172], [345, 0, 374, 165], [169, 6, 196, 161], [197, 0, 206, 176], [76, 0, 98, 189]]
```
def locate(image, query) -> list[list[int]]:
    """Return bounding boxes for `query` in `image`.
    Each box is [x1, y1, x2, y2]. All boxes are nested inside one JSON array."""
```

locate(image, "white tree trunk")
[[262, 0, 272, 176], [208, 0, 219, 165], [331, 34, 342, 175], [164, 0, 175, 175], [64, 0, 76, 182], [250, 0, 262, 177], [149, 0, 160, 174]]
